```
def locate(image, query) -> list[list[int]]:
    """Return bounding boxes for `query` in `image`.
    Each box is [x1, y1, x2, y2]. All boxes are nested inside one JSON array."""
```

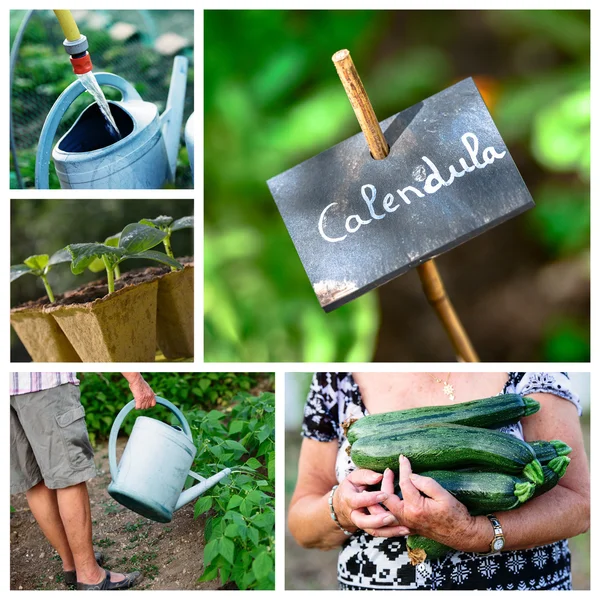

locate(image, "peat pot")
[[10, 305, 81, 362], [47, 279, 158, 362], [156, 264, 194, 359]]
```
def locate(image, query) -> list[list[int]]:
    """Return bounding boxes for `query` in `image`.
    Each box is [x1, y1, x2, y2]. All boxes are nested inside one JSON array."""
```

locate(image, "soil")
[[12, 258, 194, 311], [10, 437, 220, 591]]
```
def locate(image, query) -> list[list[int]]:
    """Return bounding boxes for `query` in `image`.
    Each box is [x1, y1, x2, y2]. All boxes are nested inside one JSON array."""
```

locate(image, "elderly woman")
[[288, 373, 589, 590]]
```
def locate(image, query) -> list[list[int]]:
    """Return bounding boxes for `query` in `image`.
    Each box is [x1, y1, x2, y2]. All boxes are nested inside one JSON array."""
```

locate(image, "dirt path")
[[10, 439, 222, 591]]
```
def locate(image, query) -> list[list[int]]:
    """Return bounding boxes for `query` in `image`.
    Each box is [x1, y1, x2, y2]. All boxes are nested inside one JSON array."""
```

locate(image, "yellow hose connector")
[[53, 9, 81, 42]]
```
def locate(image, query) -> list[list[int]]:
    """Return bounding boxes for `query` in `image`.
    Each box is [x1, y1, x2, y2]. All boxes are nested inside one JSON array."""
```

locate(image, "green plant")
[[139, 215, 194, 265], [67, 223, 182, 294], [346, 394, 540, 445], [10, 248, 71, 302], [186, 391, 275, 590], [350, 423, 544, 484]]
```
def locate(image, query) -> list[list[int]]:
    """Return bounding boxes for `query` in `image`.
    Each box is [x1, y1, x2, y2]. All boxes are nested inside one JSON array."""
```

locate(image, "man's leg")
[[25, 480, 75, 571], [56, 482, 126, 585]]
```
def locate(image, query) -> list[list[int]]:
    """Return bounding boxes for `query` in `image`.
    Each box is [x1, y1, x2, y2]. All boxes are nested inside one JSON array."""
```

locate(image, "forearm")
[[288, 492, 356, 550], [121, 372, 144, 386], [463, 484, 590, 553]]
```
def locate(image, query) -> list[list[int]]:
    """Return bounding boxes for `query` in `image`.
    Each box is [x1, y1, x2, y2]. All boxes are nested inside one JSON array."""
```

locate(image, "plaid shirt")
[[10, 373, 79, 396]]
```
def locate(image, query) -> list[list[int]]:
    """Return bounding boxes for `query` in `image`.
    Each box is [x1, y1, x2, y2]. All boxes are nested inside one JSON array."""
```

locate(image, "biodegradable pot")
[[10, 306, 81, 362], [156, 265, 194, 359], [47, 279, 159, 362]]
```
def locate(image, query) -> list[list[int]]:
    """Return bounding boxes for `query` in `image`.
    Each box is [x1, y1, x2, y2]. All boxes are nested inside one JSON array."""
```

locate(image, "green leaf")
[[123, 250, 183, 270], [267, 452, 275, 481], [198, 563, 219, 582], [172, 215, 194, 231], [224, 523, 239, 538], [229, 421, 245, 435], [23, 254, 49, 271], [67, 243, 125, 274], [194, 495, 213, 518], [140, 215, 173, 229], [119, 223, 166, 254], [245, 457, 262, 469], [203, 538, 219, 566], [252, 551, 273, 581], [48, 248, 72, 266], [226, 495, 243, 510], [246, 526, 259, 546], [219, 536, 235, 564], [224, 439, 246, 453], [10, 264, 33, 282]]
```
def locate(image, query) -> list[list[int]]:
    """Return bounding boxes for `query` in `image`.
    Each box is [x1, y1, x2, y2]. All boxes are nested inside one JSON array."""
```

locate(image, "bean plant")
[[185, 391, 275, 590], [139, 215, 194, 266], [67, 223, 183, 294], [10, 249, 71, 303]]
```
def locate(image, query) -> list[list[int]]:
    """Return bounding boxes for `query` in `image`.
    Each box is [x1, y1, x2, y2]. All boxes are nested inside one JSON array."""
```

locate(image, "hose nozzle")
[[53, 9, 92, 74]]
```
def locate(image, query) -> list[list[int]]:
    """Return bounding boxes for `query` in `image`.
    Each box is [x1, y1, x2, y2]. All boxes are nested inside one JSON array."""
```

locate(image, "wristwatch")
[[480, 514, 505, 555]]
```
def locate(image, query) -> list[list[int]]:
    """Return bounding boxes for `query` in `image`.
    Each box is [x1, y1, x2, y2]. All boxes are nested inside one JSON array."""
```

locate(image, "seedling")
[[87, 233, 122, 278], [67, 224, 183, 294], [10, 249, 71, 303], [139, 215, 194, 267]]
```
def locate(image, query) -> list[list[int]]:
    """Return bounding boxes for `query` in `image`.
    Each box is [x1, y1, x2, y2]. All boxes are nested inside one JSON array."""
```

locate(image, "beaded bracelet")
[[328, 485, 353, 536]]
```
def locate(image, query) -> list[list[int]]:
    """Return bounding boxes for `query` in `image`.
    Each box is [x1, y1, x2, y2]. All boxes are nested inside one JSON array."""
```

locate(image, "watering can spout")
[[161, 55, 189, 183], [175, 468, 232, 512]]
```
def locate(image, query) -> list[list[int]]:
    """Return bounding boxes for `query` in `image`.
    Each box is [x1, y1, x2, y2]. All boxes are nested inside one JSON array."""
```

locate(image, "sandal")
[[63, 551, 104, 589], [76, 569, 141, 591]]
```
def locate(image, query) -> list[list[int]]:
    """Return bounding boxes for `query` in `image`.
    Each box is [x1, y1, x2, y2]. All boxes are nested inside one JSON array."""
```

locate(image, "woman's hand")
[[334, 469, 410, 535], [368, 456, 485, 550]]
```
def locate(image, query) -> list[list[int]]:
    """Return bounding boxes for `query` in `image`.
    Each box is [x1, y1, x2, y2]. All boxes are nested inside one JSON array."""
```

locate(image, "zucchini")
[[405, 456, 571, 565], [351, 423, 544, 484], [345, 394, 540, 445], [407, 535, 451, 565], [398, 470, 535, 514], [529, 440, 572, 465], [533, 456, 571, 497]]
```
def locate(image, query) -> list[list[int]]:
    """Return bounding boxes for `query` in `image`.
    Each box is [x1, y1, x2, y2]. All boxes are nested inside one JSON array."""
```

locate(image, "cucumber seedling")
[[139, 215, 193, 268], [67, 223, 183, 294], [10, 249, 72, 303]]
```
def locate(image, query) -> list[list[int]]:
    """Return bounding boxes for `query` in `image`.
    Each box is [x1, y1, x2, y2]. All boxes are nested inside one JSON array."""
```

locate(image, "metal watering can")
[[35, 56, 188, 189], [108, 397, 231, 523]]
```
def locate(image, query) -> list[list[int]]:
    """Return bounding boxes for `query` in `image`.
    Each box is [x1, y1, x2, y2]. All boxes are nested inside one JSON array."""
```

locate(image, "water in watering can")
[[77, 71, 122, 141]]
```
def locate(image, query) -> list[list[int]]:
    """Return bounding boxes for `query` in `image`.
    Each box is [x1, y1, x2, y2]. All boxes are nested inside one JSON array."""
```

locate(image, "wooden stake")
[[332, 49, 479, 362]]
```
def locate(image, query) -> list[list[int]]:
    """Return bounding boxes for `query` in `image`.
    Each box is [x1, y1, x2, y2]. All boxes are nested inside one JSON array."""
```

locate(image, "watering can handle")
[[35, 73, 142, 189], [108, 396, 192, 483]]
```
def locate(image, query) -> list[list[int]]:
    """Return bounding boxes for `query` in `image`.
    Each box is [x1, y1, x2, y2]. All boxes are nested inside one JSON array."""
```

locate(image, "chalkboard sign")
[[268, 78, 535, 312]]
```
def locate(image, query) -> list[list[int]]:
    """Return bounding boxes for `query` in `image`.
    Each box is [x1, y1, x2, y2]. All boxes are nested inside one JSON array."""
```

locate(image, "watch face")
[[493, 539, 504, 551]]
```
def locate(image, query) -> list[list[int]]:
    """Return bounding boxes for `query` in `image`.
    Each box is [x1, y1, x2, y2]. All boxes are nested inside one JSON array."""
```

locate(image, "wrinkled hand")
[[367, 456, 477, 548], [334, 469, 410, 535], [129, 377, 157, 410]]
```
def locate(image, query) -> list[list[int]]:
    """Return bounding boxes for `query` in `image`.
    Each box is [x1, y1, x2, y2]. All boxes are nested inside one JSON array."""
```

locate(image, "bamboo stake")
[[332, 49, 479, 362]]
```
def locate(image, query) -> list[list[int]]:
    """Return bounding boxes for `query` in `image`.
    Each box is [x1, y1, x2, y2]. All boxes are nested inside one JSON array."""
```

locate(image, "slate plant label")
[[268, 78, 535, 312]]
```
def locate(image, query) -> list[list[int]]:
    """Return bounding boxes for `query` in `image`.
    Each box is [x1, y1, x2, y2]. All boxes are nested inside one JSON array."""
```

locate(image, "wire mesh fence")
[[10, 9, 194, 189]]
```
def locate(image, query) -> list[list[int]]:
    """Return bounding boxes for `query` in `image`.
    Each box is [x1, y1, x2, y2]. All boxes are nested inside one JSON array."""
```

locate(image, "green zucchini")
[[533, 456, 571, 497], [398, 470, 535, 514], [351, 423, 544, 484], [405, 457, 571, 565], [529, 440, 572, 465], [406, 535, 452, 565], [345, 394, 540, 445]]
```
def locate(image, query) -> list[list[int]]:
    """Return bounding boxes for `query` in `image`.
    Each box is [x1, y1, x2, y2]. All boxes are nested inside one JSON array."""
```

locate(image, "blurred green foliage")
[[204, 9, 589, 362], [10, 9, 194, 189], [78, 372, 272, 445]]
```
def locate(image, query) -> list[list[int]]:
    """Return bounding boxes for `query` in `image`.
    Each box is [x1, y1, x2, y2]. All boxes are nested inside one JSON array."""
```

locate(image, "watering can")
[[35, 56, 188, 189], [185, 112, 195, 181], [108, 397, 231, 523]]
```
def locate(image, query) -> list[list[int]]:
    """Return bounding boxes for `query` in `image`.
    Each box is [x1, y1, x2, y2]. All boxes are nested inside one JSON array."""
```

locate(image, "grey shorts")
[[10, 383, 96, 494]]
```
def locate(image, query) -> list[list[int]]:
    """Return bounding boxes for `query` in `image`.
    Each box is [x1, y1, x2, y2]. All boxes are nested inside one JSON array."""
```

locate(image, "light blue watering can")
[[35, 56, 188, 189], [108, 397, 231, 523]]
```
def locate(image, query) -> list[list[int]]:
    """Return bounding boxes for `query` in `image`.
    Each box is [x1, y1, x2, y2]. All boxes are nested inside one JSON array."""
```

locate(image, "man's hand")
[[121, 373, 157, 410]]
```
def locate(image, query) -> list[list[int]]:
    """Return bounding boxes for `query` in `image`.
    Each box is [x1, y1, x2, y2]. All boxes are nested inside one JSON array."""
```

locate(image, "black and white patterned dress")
[[301, 372, 581, 590]]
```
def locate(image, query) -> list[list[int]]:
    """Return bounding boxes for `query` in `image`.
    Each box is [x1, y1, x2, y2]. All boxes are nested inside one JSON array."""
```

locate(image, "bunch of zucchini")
[[346, 394, 572, 564]]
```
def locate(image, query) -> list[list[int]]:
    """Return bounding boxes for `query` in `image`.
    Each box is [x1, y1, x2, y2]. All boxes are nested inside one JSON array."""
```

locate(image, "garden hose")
[[53, 9, 92, 74]]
